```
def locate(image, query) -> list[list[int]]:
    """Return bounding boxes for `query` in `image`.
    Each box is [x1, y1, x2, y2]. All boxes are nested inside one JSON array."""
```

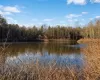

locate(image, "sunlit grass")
[[0, 60, 82, 80], [0, 39, 100, 80], [81, 39, 100, 80]]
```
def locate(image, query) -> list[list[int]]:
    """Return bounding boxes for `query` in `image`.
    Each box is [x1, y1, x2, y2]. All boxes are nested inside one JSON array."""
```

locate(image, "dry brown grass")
[[0, 39, 100, 80], [80, 39, 100, 80], [0, 61, 84, 80], [77, 38, 100, 44]]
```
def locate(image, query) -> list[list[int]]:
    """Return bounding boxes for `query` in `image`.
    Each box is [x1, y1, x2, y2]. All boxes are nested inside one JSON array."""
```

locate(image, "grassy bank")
[[77, 38, 100, 80], [77, 38, 100, 43], [81, 40, 100, 80]]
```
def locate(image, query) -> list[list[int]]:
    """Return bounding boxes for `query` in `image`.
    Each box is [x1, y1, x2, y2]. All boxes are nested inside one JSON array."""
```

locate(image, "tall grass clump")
[[0, 58, 85, 80], [80, 39, 100, 80]]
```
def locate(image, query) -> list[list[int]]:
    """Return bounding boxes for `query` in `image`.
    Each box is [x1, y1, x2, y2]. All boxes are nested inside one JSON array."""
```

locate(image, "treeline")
[[0, 15, 100, 42], [81, 20, 100, 39]]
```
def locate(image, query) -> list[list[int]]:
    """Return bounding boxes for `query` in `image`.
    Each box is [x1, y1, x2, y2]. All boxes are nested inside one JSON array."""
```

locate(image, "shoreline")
[[0, 39, 77, 43], [77, 38, 100, 43]]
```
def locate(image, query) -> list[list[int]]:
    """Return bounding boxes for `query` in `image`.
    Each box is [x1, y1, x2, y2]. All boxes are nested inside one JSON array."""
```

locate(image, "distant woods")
[[0, 15, 100, 42]]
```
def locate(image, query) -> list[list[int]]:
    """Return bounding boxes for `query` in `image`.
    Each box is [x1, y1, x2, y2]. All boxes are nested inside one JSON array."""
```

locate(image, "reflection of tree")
[[0, 54, 5, 64], [0, 53, 6, 72], [45, 42, 80, 54], [2, 42, 81, 57]]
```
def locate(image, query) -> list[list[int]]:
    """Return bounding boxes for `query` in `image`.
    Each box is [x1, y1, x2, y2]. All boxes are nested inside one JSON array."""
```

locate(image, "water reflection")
[[6, 52, 84, 69], [0, 42, 85, 69]]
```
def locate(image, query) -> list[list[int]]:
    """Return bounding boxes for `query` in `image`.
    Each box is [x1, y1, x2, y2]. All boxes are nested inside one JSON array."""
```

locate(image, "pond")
[[0, 41, 86, 69]]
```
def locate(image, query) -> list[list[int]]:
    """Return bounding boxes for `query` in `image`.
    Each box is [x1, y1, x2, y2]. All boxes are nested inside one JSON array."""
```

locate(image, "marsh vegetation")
[[0, 41, 100, 80]]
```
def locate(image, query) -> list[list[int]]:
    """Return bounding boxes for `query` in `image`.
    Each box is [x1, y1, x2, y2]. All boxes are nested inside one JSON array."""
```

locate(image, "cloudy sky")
[[0, 0, 100, 26]]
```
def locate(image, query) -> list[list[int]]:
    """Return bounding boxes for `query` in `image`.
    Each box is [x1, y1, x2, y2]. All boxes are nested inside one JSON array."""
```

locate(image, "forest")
[[0, 15, 100, 42]]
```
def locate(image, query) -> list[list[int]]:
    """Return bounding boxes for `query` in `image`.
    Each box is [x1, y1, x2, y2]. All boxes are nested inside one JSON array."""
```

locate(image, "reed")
[[81, 40, 100, 80], [0, 39, 100, 80]]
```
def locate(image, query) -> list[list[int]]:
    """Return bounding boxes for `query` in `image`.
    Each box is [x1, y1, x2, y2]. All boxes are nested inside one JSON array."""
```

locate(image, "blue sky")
[[0, 0, 100, 27]]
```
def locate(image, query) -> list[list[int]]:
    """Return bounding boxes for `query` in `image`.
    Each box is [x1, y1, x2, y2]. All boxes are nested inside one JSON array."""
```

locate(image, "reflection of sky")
[[6, 51, 85, 69], [66, 44, 87, 48]]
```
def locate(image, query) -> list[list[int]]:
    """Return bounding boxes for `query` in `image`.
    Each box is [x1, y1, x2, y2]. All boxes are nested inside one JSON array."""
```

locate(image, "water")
[[0, 41, 86, 69]]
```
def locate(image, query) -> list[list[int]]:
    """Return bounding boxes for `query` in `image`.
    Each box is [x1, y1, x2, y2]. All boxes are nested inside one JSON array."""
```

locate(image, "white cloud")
[[3, 6, 20, 13], [95, 16, 100, 19], [0, 5, 20, 14], [89, 16, 100, 21], [66, 14, 86, 25], [66, 11, 88, 19], [66, 14, 82, 19], [67, 0, 100, 5], [82, 12, 88, 14], [6, 17, 18, 24], [43, 18, 54, 22], [0, 10, 12, 15], [0, 5, 21, 24], [90, 0, 100, 3], [67, 0, 87, 5]]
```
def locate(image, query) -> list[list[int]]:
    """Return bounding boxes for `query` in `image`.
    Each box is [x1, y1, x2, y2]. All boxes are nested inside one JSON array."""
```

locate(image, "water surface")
[[0, 41, 86, 69]]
